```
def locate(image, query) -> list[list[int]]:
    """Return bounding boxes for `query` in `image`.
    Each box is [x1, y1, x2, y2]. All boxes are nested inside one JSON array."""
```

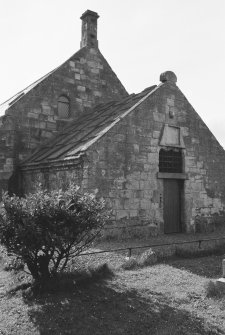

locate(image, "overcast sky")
[[0, 0, 225, 146]]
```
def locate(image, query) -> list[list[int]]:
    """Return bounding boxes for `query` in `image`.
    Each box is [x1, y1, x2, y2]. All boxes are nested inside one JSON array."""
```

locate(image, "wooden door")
[[164, 179, 181, 234]]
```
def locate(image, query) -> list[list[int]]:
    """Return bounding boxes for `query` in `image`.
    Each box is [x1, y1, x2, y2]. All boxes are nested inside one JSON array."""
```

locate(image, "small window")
[[159, 148, 182, 173], [58, 96, 70, 119]]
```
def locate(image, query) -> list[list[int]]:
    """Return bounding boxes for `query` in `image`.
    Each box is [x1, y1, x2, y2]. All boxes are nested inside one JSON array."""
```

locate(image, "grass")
[[1, 251, 225, 334], [205, 280, 224, 298], [120, 248, 158, 270]]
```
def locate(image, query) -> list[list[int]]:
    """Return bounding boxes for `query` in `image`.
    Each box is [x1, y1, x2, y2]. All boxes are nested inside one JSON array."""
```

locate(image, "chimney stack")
[[80, 10, 99, 49]]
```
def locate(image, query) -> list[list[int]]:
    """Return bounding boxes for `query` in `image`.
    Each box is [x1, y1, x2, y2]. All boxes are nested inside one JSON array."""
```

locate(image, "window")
[[58, 96, 70, 119], [159, 148, 182, 173]]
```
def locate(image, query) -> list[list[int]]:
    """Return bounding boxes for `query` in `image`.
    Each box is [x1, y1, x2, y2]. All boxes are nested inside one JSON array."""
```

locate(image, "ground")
[[0, 245, 225, 335]]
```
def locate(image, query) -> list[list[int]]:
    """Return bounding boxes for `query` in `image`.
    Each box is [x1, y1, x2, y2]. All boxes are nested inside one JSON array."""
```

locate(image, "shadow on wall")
[[24, 281, 219, 334]]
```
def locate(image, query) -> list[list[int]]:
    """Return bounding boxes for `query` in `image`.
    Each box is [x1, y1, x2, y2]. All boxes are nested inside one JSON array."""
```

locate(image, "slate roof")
[[21, 84, 160, 170]]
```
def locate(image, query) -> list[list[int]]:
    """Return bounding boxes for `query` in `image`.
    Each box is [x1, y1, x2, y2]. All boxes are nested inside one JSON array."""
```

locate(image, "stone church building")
[[1, 10, 225, 238]]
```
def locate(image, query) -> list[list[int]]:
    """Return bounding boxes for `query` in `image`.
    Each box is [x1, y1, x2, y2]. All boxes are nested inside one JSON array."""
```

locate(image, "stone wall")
[[22, 163, 84, 195], [21, 81, 225, 237], [0, 115, 17, 193], [0, 46, 128, 197]]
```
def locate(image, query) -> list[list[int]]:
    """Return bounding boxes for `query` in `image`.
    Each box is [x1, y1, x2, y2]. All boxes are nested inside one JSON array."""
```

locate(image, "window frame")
[[57, 95, 70, 119]]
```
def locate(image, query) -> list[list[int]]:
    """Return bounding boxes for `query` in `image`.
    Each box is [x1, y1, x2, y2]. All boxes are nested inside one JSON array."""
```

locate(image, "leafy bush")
[[121, 249, 158, 271], [121, 257, 138, 270], [0, 185, 109, 281], [3, 256, 24, 272], [138, 248, 157, 266]]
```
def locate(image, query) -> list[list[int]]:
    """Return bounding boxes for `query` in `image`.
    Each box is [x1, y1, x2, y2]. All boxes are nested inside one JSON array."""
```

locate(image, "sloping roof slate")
[[21, 84, 160, 170]]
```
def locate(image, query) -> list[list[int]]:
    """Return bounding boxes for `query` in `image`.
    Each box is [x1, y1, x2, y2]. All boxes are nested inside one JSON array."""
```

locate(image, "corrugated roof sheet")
[[21, 84, 160, 169]]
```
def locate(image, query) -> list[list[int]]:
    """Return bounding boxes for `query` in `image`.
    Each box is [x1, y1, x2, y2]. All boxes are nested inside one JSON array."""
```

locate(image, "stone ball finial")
[[160, 71, 177, 84]]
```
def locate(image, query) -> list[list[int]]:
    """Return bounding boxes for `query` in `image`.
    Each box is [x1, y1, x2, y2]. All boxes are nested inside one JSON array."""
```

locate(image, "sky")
[[0, 0, 225, 146]]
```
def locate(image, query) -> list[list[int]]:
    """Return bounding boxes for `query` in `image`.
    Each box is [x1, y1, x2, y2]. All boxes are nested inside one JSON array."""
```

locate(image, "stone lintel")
[[157, 172, 188, 179]]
